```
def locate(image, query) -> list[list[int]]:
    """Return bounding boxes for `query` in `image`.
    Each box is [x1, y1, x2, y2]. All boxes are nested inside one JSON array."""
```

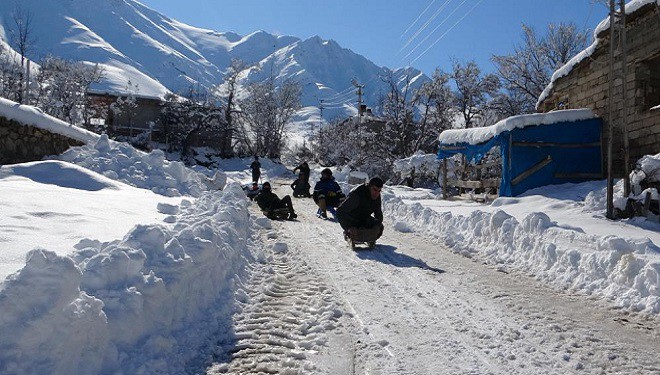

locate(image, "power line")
[[400, 0, 438, 38], [402, 0, 468, 62], [398, 0, 454, 56], [410, 0, 484, 65]]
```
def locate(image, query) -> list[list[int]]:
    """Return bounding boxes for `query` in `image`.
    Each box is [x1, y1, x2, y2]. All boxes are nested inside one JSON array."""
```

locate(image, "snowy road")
[[209, 186, 660, 374]]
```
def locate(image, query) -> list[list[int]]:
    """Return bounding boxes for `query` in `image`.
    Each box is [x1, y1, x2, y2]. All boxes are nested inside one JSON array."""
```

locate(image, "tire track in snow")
[[207, 206, 349, 374]]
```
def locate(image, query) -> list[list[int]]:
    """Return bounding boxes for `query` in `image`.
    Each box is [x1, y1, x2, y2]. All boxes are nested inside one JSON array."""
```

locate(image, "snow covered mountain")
[[0, 0, 429, 118]]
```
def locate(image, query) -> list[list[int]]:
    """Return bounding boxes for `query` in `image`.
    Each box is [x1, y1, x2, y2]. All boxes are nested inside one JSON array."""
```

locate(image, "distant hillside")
[[0, 0, 429, 120]]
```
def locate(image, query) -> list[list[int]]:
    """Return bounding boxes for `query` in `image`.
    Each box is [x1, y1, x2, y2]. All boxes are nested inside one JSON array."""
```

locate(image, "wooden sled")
[[263, 207, 292, 220], [344, 227, 380, 250]]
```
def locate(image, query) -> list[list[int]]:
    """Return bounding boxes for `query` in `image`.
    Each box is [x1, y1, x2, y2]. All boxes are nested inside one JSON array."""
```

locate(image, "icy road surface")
[[208, 185, 659, 374]]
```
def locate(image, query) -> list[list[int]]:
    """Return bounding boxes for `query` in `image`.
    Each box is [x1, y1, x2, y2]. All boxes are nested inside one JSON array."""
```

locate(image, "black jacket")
[[336, 184, 382, 228], [255, 190, 281, 211], [293, 163, 310, 179]]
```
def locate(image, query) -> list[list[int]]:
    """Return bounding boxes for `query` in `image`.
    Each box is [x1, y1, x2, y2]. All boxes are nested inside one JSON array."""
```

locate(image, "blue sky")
[[138, 0, 610, 76]]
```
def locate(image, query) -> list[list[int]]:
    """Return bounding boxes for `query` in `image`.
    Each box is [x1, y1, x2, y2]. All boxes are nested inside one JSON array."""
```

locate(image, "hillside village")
[[0, 0, 659, 374]]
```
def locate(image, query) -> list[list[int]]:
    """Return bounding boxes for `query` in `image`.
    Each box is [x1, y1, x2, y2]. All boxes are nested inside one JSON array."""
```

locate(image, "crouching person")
[[336, 177, 384, 241], [255, 181, 297, 220], [313, 168, 345, 218]]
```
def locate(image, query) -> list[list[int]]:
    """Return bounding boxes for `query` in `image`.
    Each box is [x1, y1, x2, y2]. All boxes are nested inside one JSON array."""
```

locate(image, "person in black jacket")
[[255, 181, 297, 220], [336, 177, 384, 239], [250, 156, 261, 183], [292, 161, 310, 184]]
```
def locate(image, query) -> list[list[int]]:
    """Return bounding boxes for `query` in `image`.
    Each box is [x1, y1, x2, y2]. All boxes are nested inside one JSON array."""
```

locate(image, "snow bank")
[[52, 135, 219, 197], [438, 109, 595, 145], [382, 193, 660, 314], [0, 183, 253, 374]]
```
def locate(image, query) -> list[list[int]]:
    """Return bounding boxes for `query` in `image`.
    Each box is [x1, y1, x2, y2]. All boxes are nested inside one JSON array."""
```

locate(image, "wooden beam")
[[512, 141, 601, 148], [554, 172, 603, 179], [511, 156, 552, 185], [447, 178, 501, 189], [440, 145, 467, 151]]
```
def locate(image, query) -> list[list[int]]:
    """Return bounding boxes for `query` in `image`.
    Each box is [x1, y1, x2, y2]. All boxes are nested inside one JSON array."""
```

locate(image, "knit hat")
[[368, 177, 384, 188]]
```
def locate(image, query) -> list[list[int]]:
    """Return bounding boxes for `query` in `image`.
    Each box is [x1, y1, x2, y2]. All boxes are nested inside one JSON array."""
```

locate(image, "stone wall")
[[0, 116, 84, 165], [538, 4, 660, 176]]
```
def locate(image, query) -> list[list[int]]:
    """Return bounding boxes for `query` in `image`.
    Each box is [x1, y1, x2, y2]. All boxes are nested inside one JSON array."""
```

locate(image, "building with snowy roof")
[[537, 0, 660, 177]]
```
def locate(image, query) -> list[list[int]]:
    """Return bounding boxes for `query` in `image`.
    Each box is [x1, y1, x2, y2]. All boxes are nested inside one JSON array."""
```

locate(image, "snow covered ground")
[[1, 101, 659, 374]]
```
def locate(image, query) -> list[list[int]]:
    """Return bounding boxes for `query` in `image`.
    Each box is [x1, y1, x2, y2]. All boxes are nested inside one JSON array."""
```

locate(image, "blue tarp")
[[438, 118, 603, 197]]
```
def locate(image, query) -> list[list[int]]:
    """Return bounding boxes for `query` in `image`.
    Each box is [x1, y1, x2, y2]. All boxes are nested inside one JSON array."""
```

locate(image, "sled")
[[344, 227, 380, 250], [263, 208, 293, 221]]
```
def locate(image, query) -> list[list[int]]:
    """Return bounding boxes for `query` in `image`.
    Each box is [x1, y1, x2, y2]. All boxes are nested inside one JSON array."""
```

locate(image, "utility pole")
[[351, 79, 364, 123], [619, 0, 630, 197], [606, 0, 615, 219], [318, 99, 324, 130], [607, 0, 631, 219]]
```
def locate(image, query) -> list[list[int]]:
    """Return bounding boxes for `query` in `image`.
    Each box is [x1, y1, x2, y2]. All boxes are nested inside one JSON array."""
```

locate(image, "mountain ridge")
[[0, 0, 429, 117]]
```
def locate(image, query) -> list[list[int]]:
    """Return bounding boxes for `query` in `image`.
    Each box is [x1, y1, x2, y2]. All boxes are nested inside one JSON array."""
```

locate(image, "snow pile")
[[632, 153, 660, 186], [52, 135, 217, 197], [382, 193, 660, 314], [0, 183, 253, 374], [438, 109, 595, 145], [392, 152, 441, 183]]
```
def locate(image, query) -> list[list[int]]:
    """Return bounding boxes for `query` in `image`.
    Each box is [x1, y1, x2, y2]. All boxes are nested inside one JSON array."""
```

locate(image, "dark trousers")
[[252, 170, 260, 183], [277, 195, 295, 214]]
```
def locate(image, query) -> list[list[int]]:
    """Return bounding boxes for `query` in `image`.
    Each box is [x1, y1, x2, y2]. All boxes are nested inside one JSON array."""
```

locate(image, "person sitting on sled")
[[255, 181, 297, 220], [336, 177, 384, 240], [291, 173, 311, 198], [292, 161, 310, 184], [313, 168, 345, 218]]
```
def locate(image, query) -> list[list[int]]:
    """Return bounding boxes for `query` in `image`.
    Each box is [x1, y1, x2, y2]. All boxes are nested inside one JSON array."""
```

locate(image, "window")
[[636, 55, 660, 110]]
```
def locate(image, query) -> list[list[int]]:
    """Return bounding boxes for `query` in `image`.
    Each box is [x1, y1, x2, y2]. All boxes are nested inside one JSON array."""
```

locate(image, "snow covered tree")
[[109, 80, 139, 136], [34, 56, 104, 125], [0, 43, 23, 102], [491, 22, 588, 115], [160, 87, 227, 164], [451, 59, 500, 128]]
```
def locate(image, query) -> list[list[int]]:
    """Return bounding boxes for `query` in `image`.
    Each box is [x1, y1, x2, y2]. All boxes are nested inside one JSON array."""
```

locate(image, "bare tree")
[[451, 59, 500, 128], [491, 22, 588, 114], [6, 6, 37, 103], [413, 68, 455, 152], [377, 72, 416, 159], [219, 59, 248, 157], [237, 70, 301, 158]]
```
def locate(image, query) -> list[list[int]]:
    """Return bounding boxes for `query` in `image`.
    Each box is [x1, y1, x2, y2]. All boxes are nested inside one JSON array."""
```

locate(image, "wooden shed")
[[437, 109, 603, 197]]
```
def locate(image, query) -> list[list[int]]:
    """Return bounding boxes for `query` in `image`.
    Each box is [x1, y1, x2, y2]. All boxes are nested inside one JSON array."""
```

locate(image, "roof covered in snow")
[[536, 0, 660, 108], [438, 109, 596, 145]]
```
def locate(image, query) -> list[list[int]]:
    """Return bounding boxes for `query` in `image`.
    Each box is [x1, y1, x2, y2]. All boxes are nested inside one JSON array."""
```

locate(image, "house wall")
[[538, 4, 660, 177], [0, 116, 84, 165]]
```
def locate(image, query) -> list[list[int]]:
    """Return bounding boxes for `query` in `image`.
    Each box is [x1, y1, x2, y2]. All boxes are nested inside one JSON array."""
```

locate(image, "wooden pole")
[[620, 0, 630, 197], [606, 0, 616, 220], [442, 158, 448, 199]]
